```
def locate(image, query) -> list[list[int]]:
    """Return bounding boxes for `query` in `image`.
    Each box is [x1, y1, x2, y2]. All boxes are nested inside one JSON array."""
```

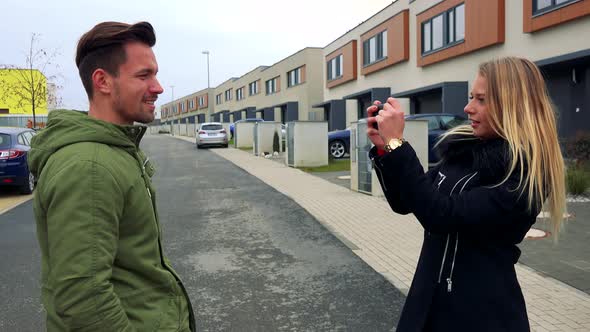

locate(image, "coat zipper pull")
[[446, 278, 453, 292]]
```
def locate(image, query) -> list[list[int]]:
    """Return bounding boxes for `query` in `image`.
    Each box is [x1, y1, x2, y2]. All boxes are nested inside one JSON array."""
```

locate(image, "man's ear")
[[92, 69, 113, 95]]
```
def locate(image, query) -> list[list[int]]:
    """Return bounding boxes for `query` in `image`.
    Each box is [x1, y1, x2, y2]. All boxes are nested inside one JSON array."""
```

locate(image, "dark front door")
[[543, 63, 589, 139], [357, 96, 372, 120]]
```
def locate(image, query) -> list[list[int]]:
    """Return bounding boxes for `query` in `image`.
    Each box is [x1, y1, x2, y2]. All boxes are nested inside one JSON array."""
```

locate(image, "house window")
[[236, 87, 245, 100], [327, 54, 343, 80], [363, 30, 388, 66], [265, 77, 279, 95], [188, 99, 194, 110], [534, 0, 577, 14], [216, 94, 222, 104], [180, 102, 185, 112], [287, 67, 302, 87], [225, 89, 232, 101], [198, 96, 205, 107], [422, 3, 465, 55], [249, 80, 259, 95]]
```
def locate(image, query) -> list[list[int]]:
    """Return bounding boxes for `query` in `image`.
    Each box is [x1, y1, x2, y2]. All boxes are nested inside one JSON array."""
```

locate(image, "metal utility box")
[[350, 119, 429, 196], [285, 121, 328, 168], [351, 120, 373, 195], [234, 121, 256, 148], [253, 122, 282, 156]]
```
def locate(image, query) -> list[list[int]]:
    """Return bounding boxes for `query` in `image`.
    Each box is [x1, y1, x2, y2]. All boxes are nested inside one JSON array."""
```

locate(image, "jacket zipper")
[[447, 233, 459, 292], [437, 173, 470, 284], [443, 171, 478, 293], [437, 234, 450, 283]]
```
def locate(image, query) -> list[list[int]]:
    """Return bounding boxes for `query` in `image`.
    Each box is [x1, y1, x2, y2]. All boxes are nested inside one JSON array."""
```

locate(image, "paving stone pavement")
[[170, 135, 590, 331], [520, 203, 590, 295]]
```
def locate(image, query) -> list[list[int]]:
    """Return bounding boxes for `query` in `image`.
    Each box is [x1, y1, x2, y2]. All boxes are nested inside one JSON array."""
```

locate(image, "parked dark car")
[[327, 113, 468, 163], [328, 127, 351, 159], [229, 118, 264, 138], [0, 127, 36, 194]]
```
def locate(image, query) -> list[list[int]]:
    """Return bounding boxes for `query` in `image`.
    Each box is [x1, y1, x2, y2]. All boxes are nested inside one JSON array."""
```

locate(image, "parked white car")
[[196, 122, 228, 149]]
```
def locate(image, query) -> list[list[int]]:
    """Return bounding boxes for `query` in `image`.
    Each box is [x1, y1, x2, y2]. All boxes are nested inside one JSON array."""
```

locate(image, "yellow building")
[[0, 68, 48, 116]]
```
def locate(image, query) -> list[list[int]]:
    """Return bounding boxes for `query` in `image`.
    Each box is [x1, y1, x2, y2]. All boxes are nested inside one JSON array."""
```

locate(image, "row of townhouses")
[[160, 0, 590, 139]]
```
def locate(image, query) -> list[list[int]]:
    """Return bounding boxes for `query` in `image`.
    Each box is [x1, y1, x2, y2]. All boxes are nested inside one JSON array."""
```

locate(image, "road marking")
[[0, 194, 33, 215]]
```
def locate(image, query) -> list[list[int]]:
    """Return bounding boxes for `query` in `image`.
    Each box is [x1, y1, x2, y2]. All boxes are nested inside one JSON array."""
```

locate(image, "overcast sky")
[[1, 0, 395, 112]]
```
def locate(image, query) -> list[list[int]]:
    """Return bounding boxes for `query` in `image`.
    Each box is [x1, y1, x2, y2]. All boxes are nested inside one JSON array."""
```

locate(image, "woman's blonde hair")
[[439, 57, 566, 238]]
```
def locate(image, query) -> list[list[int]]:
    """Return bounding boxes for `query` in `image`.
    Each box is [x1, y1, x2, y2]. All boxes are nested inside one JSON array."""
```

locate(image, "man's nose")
[[152, 79, 164, 94]]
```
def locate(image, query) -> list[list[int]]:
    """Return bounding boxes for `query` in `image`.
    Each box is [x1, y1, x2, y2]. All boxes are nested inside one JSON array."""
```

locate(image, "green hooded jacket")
[[28, 110, 195, 331]]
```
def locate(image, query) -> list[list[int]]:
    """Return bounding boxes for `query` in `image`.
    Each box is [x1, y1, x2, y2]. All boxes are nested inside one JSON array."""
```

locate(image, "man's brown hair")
[[76, 21, 156, 99]]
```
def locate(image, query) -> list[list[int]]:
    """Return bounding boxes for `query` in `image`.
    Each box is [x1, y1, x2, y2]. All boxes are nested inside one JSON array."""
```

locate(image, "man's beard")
[[112, 84, 154, 124]]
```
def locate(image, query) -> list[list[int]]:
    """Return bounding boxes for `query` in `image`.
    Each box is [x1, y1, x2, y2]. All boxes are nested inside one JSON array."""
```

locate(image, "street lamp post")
[[202, 50, 211, 122], [202, 51, 210, 89]]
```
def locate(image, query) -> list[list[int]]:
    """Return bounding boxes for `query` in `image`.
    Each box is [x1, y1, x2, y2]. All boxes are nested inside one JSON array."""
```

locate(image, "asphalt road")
[[0, 135, 405, 331], [0, 201, 43, 332]]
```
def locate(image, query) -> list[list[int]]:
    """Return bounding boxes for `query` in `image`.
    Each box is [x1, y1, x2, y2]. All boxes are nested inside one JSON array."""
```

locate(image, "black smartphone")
[[372, 104, 383, 129]]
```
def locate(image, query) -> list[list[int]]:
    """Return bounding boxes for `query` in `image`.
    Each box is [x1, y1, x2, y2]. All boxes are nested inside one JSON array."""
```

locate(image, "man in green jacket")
[[28, 21, 195, 331]]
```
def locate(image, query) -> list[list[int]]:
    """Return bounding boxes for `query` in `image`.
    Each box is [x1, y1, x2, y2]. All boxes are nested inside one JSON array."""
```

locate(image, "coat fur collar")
[[436, 135, 511, 184]]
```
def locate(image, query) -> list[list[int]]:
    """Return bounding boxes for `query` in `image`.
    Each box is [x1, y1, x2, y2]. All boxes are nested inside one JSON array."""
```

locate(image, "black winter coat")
[[371, 137, 538, 332]]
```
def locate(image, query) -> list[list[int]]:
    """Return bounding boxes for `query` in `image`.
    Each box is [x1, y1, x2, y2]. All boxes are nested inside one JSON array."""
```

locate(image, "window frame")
[[265, 77, 279, 95], [421, 3, 465, 56], [216, 94, 222, 105], [533, 0, 580, 15], [236, 87, 245, 100], [287, 67, 302, 88], [362, 30, 388, 67], [249, 80, 259, 96], [224, 89, 232, 101], [327, 54, 343, 81]]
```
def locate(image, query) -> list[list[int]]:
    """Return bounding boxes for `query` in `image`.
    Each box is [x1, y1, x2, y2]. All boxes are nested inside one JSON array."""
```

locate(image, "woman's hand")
[[367, 101, 385, 150], [366, 97, 405, 150]]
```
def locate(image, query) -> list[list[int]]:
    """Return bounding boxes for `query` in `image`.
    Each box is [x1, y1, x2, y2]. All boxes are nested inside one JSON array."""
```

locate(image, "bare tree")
[[0, 33, 61, 128]]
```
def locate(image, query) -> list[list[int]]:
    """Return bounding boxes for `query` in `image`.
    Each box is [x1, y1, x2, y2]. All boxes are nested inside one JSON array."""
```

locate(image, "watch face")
[[386, 139, 403, 151]]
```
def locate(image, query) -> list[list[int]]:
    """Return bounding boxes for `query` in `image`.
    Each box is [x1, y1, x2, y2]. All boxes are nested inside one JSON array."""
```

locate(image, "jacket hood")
[[28, 110, 146, 178]]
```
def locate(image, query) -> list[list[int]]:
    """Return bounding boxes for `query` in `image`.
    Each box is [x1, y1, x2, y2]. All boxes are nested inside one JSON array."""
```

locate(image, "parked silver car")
[[196, 122, 228, 148]]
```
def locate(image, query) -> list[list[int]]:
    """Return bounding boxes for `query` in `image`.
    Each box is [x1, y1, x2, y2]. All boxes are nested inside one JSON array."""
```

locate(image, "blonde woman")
[[367, 57, 566, 331]]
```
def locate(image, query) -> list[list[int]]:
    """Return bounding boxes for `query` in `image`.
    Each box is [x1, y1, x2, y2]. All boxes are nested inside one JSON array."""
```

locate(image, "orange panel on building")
[[326, 40, 358, 89], [417, 0, 505, 67], [361, 10, 409, 76], [524, 0, 590, 33], [301, 65, 307, 83]]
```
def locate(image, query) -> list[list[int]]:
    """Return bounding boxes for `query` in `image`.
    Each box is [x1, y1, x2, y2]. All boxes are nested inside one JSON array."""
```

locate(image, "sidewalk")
[[171, 135, 590, 331]]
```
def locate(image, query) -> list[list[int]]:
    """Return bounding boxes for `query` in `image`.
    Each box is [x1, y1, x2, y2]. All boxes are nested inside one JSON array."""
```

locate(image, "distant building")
[[0, 68, 49, 127], [161, 47, 325, 127], [161, 0, 589, 139], [46, 82, 58, 111]]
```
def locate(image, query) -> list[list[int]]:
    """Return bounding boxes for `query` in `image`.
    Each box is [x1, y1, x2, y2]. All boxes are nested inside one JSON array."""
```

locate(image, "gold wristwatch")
[[384, 138, 405, 152]]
